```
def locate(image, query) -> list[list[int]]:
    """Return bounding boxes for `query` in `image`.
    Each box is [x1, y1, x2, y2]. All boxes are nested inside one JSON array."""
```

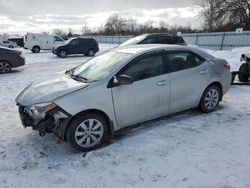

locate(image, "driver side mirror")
[[114, 75, 133, 85]]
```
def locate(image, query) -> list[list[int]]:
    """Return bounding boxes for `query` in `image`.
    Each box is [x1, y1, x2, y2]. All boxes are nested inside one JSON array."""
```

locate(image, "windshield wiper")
[[74, 74, 88, 82], [66, 69, 88, 82]]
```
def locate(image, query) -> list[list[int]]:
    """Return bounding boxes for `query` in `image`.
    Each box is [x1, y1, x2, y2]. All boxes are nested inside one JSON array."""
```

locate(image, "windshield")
[[70, 51, 132, 81], [119, 35, 147, 47], [65, 38, 75, 44]]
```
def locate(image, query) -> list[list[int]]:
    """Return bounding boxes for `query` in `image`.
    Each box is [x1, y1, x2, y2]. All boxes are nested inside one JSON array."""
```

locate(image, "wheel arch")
[[64, 109, 114, 141]]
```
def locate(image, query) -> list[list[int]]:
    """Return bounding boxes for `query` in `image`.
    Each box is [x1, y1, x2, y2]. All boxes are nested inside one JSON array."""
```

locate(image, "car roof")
[[113, 44, 214, 59], [142, 33, 180, 37]]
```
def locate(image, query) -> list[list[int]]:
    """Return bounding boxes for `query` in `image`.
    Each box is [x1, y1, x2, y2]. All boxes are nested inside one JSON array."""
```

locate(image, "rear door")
[[164, 50, 210, 113], [111, 52, 170, 127], [80, 39, 89, 54]]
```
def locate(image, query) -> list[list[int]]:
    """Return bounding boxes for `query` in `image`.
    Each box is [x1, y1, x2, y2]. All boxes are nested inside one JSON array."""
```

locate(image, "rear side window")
[[165, 51, 205, 72], [157, 36, 175, 44], [122, 55, 163, 82]]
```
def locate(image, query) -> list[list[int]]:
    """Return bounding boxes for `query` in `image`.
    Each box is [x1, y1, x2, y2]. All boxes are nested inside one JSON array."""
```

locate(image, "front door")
[[111, 53, 170, 127], [68, 39, 80, 54]]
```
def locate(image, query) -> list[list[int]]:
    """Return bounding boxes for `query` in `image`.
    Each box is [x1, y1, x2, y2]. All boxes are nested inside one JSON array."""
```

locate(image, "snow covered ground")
[[0, 45, 250, 188]]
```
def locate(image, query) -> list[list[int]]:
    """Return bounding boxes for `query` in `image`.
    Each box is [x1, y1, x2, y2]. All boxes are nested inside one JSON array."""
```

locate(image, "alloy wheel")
[[88, 50, 95, 56], [0, 62, 11, 73], [74, 119, 104, 148], [204, 89, 219, 110], [60, 50, 67, 58]]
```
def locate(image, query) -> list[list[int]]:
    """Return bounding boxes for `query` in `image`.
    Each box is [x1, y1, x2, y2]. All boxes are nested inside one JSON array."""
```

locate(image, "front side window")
[[69, 39, 79, 45], [140, 37, 157, 44], [166, 51, 205, 72], [122, 55, 163, 82]]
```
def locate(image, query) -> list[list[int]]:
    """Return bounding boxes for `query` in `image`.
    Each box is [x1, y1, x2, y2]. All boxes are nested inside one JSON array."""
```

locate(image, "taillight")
[[224, 63, 230, 70]]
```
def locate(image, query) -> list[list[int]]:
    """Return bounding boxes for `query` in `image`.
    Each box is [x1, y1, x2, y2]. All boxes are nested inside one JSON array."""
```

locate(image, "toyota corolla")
[[16, 44, 231, 151]]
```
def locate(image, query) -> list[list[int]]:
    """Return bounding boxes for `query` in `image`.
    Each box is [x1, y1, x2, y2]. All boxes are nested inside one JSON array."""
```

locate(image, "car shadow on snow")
[[112, 105, 228, 142]]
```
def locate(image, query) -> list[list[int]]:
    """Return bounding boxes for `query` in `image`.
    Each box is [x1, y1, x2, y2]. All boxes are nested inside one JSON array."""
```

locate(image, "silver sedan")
[[16, 44, 231, 151]]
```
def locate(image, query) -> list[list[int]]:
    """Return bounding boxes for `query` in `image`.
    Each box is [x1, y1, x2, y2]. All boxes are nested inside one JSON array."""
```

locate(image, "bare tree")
[[81, 23, 91, 35], [104, 14, 126, 35], [53, 29, 65, 36], [200, 0, 250, 31]]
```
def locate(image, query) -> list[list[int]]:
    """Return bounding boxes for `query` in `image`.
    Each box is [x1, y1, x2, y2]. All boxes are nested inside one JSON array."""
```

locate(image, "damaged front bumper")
[[18, 105, 72, 140]]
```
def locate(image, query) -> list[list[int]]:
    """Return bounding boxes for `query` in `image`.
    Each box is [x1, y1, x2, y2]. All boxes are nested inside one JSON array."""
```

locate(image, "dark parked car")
[[52, 37, 99, 58], [0, 46, 25, 73], [8, 37, 24, 47], [119, 33, 187, 47]]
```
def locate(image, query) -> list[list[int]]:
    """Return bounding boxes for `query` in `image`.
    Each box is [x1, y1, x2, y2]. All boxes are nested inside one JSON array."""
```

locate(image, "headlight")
[[26, 103, 57, 120], [30, 103, 57, 113]]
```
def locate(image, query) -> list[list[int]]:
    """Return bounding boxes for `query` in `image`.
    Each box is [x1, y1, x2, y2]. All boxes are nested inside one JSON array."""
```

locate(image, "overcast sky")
[[0, 0, 202, 34]]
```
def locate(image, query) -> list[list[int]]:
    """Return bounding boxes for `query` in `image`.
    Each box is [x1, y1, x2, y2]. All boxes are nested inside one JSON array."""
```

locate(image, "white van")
[[24, 33, 64, 53]]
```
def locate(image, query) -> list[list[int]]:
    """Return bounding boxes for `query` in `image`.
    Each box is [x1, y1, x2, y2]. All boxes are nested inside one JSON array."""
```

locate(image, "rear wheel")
[[9, 45, 14, 48], [199, 85, 221, 113], [238, 63, 250, 82], [58, 50, 67, 58], [0, 61, 11, 73], [32, 46, 40, 53], [87, 49, 96, 57], [66, 113, 108, 151]]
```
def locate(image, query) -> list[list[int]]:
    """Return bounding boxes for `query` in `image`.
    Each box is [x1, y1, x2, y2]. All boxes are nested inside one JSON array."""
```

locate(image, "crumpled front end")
[[18, 104, 71, 140]]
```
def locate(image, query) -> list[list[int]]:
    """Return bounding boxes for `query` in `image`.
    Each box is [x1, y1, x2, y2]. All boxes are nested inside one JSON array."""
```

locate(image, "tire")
[[199, 85, 221, 113], [32, 46, 40, 53], [0, 61, 12, 73], [87, 49, 96, 57], [58, 50, 67, 58], [9, 45, 14, 48], [66, 113, 108, 151], [238, 63, 250, 82]]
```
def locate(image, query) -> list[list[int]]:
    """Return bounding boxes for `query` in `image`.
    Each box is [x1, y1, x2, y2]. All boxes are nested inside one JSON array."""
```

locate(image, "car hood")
[[53, 44, 65, 49], [16, 74, 89, 106], [0, 46, 21, 54]]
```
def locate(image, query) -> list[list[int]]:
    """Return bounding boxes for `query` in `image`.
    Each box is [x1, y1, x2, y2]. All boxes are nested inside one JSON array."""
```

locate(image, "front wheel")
[[0, 61, 11, 73], [32, 46, 40, 53], [58, 50, 67, 58], [66, 113, 108, 151], [199, 85, 221, 113]]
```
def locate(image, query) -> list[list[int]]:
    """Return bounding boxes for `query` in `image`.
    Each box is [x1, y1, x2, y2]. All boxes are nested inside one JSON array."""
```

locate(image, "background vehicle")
[[0, 40, 17, 48], [16, 45, 231, 151], [231, 53, 250, 85], [119, 33, 187, 47], [24, 33, 64, 53], [52, 37, 99, 58], [8, 37, 24, 47], [0, 46, 25, 73]]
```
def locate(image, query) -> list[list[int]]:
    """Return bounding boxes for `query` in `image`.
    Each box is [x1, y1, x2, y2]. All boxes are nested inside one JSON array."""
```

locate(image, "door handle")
[[157, 80, 166, 86], [200, 70, 208, 74]]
